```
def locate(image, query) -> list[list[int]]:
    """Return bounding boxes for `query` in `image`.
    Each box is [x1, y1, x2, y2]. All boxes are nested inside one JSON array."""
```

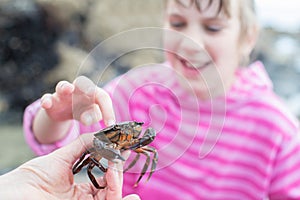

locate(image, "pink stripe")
[[169, 146, 268, 184], [227, 112, 294, 138], [173, 141, 269, 176], [212, 138, 271, 163], [271, 174, 300, 197], [156, 167, 262, 199], [196, 117, 274, 151], [236, 100, 297, 131], [151, 177, 196, 199], [220, 124, 280, 149], [273, 162, 300, 185], [185, 144, 270, 178], [272, 148, 300, 182], [155, 147, 269, 192]]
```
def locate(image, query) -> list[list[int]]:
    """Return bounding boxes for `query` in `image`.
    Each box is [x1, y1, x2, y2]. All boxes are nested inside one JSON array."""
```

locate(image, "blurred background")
[[0, 0, 299, 174]]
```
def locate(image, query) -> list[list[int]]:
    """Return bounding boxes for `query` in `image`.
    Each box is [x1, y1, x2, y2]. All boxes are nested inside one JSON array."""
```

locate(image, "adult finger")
[[123, 194, 141, 200], [53, 133, 95, 165], [105, 161, 123, 200], [104, 150, 132, 199], [121, 150, 131, 161]]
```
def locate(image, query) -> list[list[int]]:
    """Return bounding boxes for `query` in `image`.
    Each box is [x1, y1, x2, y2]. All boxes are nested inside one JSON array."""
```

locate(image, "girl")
[[24, 0, 300, 199]]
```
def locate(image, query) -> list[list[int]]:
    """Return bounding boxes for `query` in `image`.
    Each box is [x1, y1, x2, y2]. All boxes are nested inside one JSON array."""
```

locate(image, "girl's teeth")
[[184, 61, 197, 68], [186, 62, 194, 68], [186, 62, 200, 69]]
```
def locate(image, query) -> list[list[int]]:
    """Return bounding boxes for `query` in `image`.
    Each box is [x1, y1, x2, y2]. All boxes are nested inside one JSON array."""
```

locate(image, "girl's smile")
[[177, 55, 212, 79]]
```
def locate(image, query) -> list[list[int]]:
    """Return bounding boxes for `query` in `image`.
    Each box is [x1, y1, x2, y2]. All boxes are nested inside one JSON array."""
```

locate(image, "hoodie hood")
[[228, 61, 273, 101]]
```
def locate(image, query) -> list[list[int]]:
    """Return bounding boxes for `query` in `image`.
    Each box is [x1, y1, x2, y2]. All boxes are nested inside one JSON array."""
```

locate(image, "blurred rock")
[[84, 0, 163, 45], [45, 42, 96, 84], [0, 0, 60, 114]]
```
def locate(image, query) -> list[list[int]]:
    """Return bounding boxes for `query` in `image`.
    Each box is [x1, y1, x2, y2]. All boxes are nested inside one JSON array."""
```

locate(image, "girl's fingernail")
[[106, 119, 115, 126], [86, 86, 96, 95], [41, 98, 51, 108], [84, 114, 93, 125], [60, 82, 66, 89]]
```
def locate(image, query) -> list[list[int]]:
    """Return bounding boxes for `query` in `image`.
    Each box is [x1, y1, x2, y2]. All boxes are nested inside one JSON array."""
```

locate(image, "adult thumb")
[[53, 133, 94, 164], [123, 194, 141, 200]]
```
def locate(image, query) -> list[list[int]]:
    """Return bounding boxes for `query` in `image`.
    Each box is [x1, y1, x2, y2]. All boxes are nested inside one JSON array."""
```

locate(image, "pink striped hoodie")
[[24, 61, 300, 199]]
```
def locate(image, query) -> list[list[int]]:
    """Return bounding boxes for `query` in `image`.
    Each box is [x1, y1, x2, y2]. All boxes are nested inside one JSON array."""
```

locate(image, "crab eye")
[[129, 121, 135, 126], [136, 121, 144, 126], [134, 125, 142, 133], [113, 125, 119, 130]]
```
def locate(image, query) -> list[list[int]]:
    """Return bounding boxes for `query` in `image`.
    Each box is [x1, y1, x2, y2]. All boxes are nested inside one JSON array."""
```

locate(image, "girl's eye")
[[205, 25, 223, 32], [169, 21, 186, 29]]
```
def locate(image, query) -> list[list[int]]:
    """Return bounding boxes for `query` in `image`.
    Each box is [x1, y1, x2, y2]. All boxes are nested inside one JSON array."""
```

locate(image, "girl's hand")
[[40, 76, 115, 126]]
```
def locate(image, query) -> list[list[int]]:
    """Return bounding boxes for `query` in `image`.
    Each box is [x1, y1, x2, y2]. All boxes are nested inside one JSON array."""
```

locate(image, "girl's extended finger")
[[41, 93, 53, 109], [94, 87, 115, 126], [55, 80, 74, 96], [73, 76, 115, 126], [80, 105, 103, 126], [73, 76, 96, 96]]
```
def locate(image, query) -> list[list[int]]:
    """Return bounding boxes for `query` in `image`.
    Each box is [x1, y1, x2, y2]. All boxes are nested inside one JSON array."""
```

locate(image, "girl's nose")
[[180, 26, 205, 54]]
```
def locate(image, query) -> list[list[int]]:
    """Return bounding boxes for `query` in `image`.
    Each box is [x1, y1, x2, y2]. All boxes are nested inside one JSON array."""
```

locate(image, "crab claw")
[[100, 146, 125, 162], [93, 137, 125, 162]]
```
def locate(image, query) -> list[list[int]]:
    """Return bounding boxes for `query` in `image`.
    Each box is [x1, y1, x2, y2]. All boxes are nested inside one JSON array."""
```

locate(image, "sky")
[[255, 0, 300, 33]]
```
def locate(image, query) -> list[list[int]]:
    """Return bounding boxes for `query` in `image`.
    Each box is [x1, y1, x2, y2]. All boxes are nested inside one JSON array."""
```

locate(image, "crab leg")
[[133, 149, 151, 187], [72, 148, 92, 174], [123, 153, 140, 173], [87, 162, 106, 189], [90, 155, 107, 173], [87, 154, 108, 189], [129, 128, 156, 150], [142, 146, 158, 181]]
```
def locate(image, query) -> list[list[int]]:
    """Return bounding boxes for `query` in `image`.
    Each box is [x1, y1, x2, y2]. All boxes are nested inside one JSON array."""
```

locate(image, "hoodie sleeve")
[[23, 99, 80, 155]]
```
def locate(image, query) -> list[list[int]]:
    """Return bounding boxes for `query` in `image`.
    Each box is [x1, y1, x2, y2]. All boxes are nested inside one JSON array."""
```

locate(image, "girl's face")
[[164, 0, 254, 99]]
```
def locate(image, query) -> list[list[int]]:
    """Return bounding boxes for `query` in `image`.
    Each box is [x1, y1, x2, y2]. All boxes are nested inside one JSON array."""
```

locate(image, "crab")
[[72, 121, 158, 189]]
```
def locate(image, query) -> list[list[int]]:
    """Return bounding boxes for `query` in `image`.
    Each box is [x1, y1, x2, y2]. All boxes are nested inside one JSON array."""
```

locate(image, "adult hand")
[[0, 133, 140, 200]]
